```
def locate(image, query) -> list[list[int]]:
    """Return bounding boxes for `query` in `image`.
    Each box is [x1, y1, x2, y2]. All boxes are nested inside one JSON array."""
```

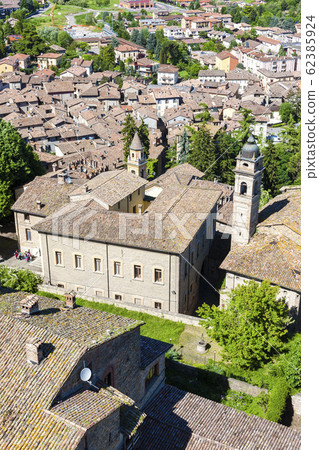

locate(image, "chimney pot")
[[138, 204, 143, 215], [52, 163, 57, 172], [58, 174, 65, 185], [36, 200, 42, 210], [20, 295, 39, 316], [26, 337, 43, 365], [65, 291, 76, 309]]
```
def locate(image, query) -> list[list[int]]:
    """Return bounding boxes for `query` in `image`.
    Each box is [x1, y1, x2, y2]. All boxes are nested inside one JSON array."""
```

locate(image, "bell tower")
[[127, 132, 147, 179], [232, 135, 264, 246]]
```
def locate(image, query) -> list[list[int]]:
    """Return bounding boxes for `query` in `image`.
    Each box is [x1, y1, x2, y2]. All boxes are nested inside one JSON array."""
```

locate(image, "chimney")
[[36, 200, 42, 210], [26, 337, 43, 365], [20, 295, 39, 315], [138, 204, 143, 215], [52, 163, 57, 172], [65, 291, 76, 309], [58, 173, 65, 185], [83, 184, 88, 193]]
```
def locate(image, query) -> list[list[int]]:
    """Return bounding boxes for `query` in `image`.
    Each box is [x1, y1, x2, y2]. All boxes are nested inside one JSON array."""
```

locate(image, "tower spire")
[[127, 132, 147, 179], [231, 135, 264, 246]]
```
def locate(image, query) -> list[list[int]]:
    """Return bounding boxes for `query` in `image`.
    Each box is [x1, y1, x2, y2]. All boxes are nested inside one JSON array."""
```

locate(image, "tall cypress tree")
[[188, 126, 217, 180], [177, 129, 190, 164], [262, 140, 280, 196]]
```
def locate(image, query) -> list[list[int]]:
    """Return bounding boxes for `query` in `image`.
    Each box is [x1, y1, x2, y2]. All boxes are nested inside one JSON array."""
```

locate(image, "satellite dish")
[[80, 367, 92, 382], [66, 177, 72, 184]]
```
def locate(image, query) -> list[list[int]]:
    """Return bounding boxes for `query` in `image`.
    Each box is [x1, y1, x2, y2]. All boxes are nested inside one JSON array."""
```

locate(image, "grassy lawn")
[[37, 291, 185, 344], [86, 0, 120, 10]]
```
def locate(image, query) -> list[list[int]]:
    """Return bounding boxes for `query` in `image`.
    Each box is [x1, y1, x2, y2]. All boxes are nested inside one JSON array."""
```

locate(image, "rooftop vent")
[[26, 337, 43, 365], [20, 295, 39, 315]]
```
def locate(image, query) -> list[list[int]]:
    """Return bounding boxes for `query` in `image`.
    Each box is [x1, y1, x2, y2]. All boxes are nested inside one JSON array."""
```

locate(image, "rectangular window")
[[55, 251, 62, 265], [114, 261, 121, 276], [145, 363, 159, 388], [134, 265, 142, 279], [25, 229, 32, 241], [77, 286, 84, 293], [154, 302, 162, 309], [75, 254, 82, 269], [154, 268, 163, 283], [24, 213, 30, 222], [117, 201, 121, 209], [95, 290, 103, 297], [115, 294, 122, 301], [94, 258, 102, 272]]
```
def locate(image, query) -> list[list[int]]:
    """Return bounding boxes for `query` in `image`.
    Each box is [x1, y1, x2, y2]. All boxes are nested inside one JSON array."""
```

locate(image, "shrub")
[[0, 266, 42, 293], [265, 378, 289, 423], [166, 349, 182, 361]]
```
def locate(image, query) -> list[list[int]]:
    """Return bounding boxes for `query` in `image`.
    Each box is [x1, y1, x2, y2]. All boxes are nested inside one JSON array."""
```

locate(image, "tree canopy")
[[197, 281, 293, 370], [0, 119, 44, 219]]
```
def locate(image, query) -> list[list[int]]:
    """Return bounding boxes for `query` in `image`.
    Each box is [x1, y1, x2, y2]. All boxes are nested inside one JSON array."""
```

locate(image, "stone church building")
[[12, 134, 300, 321]]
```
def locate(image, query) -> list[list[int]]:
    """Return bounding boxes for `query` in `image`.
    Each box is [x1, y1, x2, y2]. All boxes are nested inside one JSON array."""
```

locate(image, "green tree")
[[197, 281, 293, 370], [213, 130, 240, 184], [262, 140, 280, 196], [277, 45, 285, 57], [279, 115, 301, 182], [279, 102, 293, 123], [122, 116, 149, 160], [147, 159, 158, 180], [165, 142, 178, 169], [286, 88, 301, 122], [177, 129, 190, 163], [188, 125, 217, 180], [0, 119, 44, 218], [195, 103, 212, 124], [236, 108, 255, 144], [13, 26, 47, 58], [58, 30, 73, 49], [95, 44, 115, 71]]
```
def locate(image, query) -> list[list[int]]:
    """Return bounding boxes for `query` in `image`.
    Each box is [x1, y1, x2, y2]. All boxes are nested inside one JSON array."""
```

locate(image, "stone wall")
[[167, 360, 268, 397], [39, 284, 201, 326], [291, 393, 301, 416]]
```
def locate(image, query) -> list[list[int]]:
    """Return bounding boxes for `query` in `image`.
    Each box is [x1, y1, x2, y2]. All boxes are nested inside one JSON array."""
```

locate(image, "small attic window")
[[243, 162, 249, 167]]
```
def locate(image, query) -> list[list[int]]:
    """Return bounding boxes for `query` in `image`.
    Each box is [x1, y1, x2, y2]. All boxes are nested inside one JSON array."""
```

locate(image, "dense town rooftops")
[[0, 291, 142, 347], [11, 176, 83, 217], [69, 169, 148, 207], [136, 384, 301, 449], [0, 291, 145, 448], [33, 182, 220, 254]]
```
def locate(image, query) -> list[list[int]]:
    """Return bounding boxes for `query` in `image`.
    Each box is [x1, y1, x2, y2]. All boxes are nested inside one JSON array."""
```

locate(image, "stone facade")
[[231, 136, 263, 246], [14, 211, 44, 256]]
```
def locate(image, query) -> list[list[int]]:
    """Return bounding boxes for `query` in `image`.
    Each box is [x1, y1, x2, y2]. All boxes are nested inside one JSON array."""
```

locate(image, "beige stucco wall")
[[40, 233, 181, 313], [14, 211, 44, 257]]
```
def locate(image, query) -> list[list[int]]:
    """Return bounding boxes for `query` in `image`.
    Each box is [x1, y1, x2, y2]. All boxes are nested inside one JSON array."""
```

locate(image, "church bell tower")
[[232, 134, 264, 246], [127, 132, 147, 179]]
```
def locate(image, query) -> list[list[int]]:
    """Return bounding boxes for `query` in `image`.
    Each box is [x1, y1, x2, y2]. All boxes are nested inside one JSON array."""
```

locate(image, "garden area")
[[0, 266, 301, 426]]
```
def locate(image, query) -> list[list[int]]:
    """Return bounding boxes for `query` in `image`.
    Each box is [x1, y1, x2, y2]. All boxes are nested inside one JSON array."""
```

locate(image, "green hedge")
[[265, 378, 289, 423]]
